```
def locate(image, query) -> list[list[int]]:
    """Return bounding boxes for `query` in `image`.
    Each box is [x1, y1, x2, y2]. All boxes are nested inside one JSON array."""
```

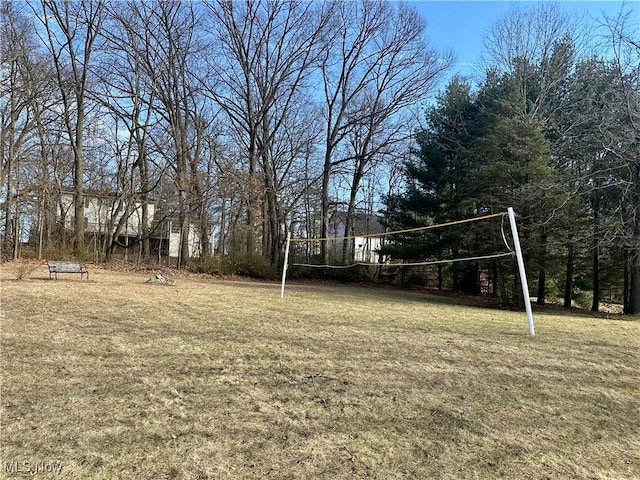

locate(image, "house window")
[[84, 197, 90, 208]]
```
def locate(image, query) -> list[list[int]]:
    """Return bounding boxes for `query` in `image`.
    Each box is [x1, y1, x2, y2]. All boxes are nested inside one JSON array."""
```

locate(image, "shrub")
[[191, 255, 277, 280], [288, 264, 377, 283], [573, 288, 593, 310], [1, 235, 14, 263]]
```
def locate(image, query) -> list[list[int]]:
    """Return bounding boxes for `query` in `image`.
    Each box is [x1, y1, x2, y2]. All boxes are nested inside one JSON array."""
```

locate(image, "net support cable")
[[291, 251, 514, 269], [289, 211, 507, 243], [291, 211, 513, 269]]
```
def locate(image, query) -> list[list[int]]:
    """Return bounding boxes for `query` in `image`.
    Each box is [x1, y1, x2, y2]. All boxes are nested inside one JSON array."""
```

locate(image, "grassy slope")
[[1, 263, 639, 479]]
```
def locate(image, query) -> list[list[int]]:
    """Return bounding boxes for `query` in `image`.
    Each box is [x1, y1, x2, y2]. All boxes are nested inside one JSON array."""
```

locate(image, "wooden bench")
[[47, 261, 89, 281]]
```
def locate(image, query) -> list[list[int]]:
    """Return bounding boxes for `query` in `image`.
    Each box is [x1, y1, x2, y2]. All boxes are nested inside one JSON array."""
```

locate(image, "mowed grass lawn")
[[1, 263, 639, 480]]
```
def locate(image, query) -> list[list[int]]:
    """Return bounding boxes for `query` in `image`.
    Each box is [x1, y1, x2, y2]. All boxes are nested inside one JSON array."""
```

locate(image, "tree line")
[[1, 0, 450, 266], [2, 1, 638, 312], [383, 4, 639, 313]]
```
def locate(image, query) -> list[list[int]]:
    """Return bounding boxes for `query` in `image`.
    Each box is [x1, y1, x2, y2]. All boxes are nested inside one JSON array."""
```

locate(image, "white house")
[[167, 221, 214, 259], [58, 190, 212, 259], [58, 190, 154, 237], [328, 211, 386, 264]]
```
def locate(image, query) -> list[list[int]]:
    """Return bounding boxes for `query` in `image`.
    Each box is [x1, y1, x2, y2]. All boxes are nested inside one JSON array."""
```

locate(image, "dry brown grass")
[[1, 261, 639, 479]]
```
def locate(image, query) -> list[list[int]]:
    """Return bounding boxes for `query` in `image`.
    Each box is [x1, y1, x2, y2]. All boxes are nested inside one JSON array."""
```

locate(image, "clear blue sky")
[[412, 0, 639, 81]]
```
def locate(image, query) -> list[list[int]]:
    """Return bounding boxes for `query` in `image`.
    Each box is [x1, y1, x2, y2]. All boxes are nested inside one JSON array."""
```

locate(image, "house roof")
[[329, 211, 385, 236]]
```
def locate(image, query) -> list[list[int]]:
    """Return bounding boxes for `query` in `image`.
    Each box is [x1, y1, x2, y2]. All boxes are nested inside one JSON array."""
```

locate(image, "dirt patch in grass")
[[1, 262, 639, 479]]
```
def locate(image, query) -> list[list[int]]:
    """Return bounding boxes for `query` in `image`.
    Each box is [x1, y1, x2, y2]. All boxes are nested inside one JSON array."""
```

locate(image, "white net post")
[[280, 231, 291, 299], [507, 207, 535, 336]]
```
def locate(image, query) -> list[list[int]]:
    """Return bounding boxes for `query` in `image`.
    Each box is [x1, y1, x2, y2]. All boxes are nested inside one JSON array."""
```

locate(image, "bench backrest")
[[48, 261, 85, 272]]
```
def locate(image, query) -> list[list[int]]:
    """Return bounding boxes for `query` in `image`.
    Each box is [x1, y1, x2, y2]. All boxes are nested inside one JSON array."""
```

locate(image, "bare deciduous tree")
[[319, 0, 452, 263], [118, 1, 205, 267], [203, 0, 333, 266], [482, 2, 583, 119], [93, 1, 163, 261], [29, 0, 105, 254], [1, 2, 38, 258]]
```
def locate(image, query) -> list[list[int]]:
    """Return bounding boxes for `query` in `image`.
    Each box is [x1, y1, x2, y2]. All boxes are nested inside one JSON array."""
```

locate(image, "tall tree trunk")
[[177, 106, 190, 267], [321, 152, 332, 265], [218, 198, 227, 255], [138, 140, 150, 262], [591, 242, 599, 312], [262, 150, 280, 267], [4, 73, 17, 257], [492, 260, 499, 298], [246, 147, 257, 256], [453, 266, 460, 292], [179, 190, 190, 268], [73, 126, 85, 254], [628, 164, 640, 314], [630, 250, 640, 314], [536, 230, 547, 305], [140, 196, 150, 261], [199, 220, 210, 261], [4, 156, 13, 250], [591, 193, 599, 312], [72, 89, 87, 254], [12, 188, 20, 259], [623, 249, 630, 313], [342, 156, 367, 265], [564, 243, 574, 309]]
